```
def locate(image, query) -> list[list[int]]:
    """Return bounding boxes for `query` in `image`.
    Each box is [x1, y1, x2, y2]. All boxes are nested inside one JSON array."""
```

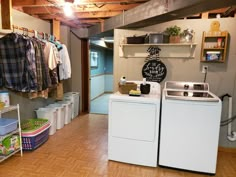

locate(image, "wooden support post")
[[1, 0, 12, 29], [52, 19, 60, 40], [201, 12, 209, 19]]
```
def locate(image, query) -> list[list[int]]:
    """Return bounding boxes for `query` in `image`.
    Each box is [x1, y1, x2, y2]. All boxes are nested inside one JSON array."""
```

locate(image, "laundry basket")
[[21, 118, 50, 151]]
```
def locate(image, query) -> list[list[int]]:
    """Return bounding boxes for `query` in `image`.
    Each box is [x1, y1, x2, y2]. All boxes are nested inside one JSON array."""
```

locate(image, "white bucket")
[[35, 108, 57, 135], [47, 104, 65, 129], [57, 101, 73, 124], [64, 92, 80, 119], [0, 91, 10, 107]]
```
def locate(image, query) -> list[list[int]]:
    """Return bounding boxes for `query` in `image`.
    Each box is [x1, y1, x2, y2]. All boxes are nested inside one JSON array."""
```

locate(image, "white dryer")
[[159, 81, 222, 174], [108, 81, 161, 167]]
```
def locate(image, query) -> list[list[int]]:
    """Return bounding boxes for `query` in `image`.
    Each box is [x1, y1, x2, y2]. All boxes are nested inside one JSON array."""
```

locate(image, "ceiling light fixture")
[[63, 2, 73, 17], [73, 0, 81, 5]]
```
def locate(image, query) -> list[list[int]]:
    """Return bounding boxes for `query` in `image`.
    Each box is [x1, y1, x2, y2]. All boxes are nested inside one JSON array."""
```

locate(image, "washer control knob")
[[184, 84, 189, 90]]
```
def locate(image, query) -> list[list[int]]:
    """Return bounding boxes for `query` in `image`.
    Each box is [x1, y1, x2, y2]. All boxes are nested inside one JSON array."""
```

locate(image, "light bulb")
[[63, 2, 73, 17], [74, 0, 81, 5]]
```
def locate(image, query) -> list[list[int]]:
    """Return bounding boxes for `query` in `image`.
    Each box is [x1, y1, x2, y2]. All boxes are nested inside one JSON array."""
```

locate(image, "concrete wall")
[[69, 32, 82, 112], [60, 26, 83, 113], [0, 6, 54, 120], [113, 18, 236, 147]]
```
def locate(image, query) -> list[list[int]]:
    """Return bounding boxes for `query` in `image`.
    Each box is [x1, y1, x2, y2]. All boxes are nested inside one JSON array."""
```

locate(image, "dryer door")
[[110, 101, 157, 141]]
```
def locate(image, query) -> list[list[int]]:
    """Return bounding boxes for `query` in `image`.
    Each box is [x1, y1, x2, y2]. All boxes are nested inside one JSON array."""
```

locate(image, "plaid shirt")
[[32, 38, 51, 90], [0, 33, 37, 92]]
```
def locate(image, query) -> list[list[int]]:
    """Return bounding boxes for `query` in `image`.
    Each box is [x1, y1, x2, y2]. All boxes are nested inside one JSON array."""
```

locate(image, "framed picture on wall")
[[90, 51, 98, 68]]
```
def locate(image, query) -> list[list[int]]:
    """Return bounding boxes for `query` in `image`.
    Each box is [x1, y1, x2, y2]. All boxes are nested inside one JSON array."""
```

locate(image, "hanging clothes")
[[31, 38, 51, 90], [0, 33, 37, 92], [59, 44, 71, 80], [0, 33, 52, 94], [44, 41, 61, 85]]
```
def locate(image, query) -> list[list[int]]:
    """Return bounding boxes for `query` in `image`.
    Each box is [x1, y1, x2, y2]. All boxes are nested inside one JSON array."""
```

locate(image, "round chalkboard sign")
[[142, 60, 167, 83]]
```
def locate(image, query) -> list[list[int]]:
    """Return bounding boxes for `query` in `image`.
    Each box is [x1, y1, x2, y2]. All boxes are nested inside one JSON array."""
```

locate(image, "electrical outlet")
[[202, 65, 208, 73]]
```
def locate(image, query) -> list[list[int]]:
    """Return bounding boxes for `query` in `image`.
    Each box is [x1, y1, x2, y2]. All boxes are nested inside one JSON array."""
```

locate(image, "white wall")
[[105, 74, 113, 92], [90, 74, 113, 100], [90, 75, 105, 100], [114, 18, 236, 147], [70, 32, 82, 111]]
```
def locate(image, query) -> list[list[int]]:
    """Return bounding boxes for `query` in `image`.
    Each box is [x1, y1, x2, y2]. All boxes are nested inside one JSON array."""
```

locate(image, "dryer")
[[108, 81, 161, 167], [159, 81, 222, 174]]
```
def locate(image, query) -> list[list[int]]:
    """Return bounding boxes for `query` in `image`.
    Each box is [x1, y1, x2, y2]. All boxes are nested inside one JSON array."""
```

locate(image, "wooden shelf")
[[119, 43, 197, 59], [203, 48, 224, 50], [200, 31, 228, 63]]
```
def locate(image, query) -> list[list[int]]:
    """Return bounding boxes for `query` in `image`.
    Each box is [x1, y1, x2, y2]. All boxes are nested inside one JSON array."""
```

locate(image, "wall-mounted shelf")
[[119, 43, 197, 58], [200, 31, 228, 63]]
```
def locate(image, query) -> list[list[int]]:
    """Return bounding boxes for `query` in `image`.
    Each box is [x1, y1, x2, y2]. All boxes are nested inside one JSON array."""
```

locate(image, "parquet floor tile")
[[0, 114, 236, 177]]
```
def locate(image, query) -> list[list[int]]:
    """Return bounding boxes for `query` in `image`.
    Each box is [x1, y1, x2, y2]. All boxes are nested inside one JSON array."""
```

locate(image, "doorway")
[[89, 38, 114, 114]]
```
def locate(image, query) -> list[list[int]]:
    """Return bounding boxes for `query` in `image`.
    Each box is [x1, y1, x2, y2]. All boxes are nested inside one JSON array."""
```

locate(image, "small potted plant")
[[164, 25, 181, 43]]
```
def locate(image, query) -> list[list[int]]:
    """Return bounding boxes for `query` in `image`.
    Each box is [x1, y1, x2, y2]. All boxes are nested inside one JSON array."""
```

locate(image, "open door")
[[81, 39, 89, 113]]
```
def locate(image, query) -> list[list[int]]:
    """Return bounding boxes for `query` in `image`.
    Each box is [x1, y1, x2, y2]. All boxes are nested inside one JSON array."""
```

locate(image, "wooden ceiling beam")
[[12, 0, 149, 6], [73, 19, 104, 24], [21, 4, 138, 15], [37, 11, 122, 19], [12, 0, 53, 6]]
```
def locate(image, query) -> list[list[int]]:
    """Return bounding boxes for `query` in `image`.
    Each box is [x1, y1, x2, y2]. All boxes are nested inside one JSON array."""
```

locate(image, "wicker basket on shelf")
[[118, 82, 137, 94]]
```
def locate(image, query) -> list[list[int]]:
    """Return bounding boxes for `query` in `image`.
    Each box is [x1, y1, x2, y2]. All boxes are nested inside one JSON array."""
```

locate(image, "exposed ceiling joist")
[[10, 0, 149, 28], [37, 11, 122, 19], [1, 0, 236, 33], [22, 4, 138, 15]]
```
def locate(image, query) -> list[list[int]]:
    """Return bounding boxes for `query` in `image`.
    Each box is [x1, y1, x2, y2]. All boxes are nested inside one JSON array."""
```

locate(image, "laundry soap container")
[[0, 91, 10, 107], [35, 108, 57, 135], [57, 101, 72, 124], [64, 92, 80, 119], [47, 104, 65, 129]]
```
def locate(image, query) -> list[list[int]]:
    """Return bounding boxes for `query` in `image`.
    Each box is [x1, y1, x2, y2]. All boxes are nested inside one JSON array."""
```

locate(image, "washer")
[[108, 81, 161, 167], [159, 81, 222, 174]]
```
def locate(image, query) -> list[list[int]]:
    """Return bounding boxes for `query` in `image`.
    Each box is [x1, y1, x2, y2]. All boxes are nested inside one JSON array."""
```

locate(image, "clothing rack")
[[12, 25, 51, 39], [0, 25, 52, 40]]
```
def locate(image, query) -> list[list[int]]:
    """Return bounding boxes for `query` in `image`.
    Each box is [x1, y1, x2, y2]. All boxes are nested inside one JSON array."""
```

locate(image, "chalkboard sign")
[[142, 60, 167, 83]]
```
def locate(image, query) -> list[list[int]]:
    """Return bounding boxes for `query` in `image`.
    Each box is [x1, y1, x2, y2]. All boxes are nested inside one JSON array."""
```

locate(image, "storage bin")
[[57, 101, 72, 124], [35, 108, 57, 135], [64, 92, 80, 119], [127, 35, 147, 44], [21, 118, 50, 151], [146, 33, 169, 43], [47, 104, 65, 129], [0, 118, 18, 135], [206, 51, 221, 61]]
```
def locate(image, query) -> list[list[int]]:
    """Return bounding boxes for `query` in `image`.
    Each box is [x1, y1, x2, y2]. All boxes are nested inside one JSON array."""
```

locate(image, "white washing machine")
[[108, 81, 161, 167], [159, 81, 222, 174]]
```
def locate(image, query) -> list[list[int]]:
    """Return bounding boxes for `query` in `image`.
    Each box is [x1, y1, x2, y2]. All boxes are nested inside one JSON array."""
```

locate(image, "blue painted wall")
[[90, 44, 114, 100], [105, 50, 113, 74], [90, 45, 105, 76]]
